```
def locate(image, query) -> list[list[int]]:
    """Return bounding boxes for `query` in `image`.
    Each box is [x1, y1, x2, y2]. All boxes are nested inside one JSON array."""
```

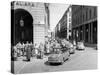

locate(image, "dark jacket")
[[26, 46, 31, 59]]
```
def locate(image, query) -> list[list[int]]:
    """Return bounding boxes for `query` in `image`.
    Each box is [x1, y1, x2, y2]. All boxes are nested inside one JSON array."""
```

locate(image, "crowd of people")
[[11, 39, 76, 61]]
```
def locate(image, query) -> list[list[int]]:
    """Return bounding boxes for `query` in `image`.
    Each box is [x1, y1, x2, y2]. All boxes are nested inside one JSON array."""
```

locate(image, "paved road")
[[14, 47, 97, 74]]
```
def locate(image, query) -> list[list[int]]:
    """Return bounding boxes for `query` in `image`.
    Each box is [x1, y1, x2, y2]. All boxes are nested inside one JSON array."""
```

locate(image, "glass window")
[[83, 14, 84, 22], [94, 7, 97, 17], [89, 9, 92, 19], [86, 10, 88, 20]]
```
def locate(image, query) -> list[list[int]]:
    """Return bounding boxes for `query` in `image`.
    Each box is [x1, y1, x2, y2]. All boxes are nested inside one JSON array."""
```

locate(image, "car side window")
[[62, 50, 67, 53]]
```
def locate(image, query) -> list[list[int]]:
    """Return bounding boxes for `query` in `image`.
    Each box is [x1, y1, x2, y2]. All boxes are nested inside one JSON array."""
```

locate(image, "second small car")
[[76, 42, 85, 50]]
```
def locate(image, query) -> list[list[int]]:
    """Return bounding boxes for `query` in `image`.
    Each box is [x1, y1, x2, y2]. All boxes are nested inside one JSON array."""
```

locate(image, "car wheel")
[[71, 50, 75, 54], [61, 58, 64, 64], [63, 57, 65, 62], [67, 52, 70, 60], [68, 51, 70, 56]]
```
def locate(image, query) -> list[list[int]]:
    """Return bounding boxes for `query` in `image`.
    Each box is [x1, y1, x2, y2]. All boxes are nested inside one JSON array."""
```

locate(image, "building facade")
[[55, 5, 72, 40], [72, 5, 97, 46], [11, 1, 49, 45], [67, 6, 72, 40]]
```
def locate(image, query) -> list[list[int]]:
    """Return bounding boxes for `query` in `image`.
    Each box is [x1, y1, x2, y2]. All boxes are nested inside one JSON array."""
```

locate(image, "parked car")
[[48, 48, 70, 64], [62, 40, 75, 54], [76, 42, 85, 50]]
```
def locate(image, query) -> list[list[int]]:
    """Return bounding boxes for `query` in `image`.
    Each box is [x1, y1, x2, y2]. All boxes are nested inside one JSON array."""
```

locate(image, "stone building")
[[66, 6, 72, 40], [55, 5, 72, 40], [11, 1, 49, 45]]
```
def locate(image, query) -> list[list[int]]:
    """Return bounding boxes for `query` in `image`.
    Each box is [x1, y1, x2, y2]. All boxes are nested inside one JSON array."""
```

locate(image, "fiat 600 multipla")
[[48, 48, 70, 64]]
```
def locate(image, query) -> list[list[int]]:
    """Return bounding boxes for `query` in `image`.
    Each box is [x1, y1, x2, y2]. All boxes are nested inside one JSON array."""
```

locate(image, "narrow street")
[[14, 47, 97, 74]]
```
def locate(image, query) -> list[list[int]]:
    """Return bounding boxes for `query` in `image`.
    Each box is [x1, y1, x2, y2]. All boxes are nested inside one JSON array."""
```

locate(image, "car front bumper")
[[48, 58, 62, 63]]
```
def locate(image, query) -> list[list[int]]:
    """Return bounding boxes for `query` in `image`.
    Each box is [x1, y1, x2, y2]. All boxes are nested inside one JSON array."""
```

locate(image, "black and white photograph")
[[11, 1, 98, 74]]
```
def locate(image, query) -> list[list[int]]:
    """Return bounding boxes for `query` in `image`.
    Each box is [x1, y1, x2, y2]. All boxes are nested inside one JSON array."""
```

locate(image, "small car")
[[76, 42, 85, 50], [62, 40, 75, 54], [48, 48, 70, 64]]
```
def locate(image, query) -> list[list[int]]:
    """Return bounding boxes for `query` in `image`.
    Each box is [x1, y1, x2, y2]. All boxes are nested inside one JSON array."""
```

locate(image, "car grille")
[[48, 57, 58, 61]]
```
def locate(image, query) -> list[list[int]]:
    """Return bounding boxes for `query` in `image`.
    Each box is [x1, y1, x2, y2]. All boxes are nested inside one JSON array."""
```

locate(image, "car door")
[[62, 50, 66, 61], [65, 50, 70, 60]]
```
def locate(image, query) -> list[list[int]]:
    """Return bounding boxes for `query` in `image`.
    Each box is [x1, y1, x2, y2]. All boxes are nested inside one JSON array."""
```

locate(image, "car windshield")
[[78, 42, 83, 45], [52, 50, 62, 54]]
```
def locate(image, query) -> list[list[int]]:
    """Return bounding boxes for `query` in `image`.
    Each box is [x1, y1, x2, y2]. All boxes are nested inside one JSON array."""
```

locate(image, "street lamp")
[[86, 29, 88, 32], [20, 17, 24, 27]]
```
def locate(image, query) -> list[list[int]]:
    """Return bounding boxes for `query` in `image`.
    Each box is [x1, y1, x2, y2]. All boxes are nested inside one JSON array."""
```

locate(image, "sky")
[[49, 3, 69, 31]]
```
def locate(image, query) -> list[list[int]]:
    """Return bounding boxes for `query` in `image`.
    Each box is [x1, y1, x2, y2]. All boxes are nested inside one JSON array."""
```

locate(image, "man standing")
[[39, 43, 44, 59], [26, 45, 31, 61]]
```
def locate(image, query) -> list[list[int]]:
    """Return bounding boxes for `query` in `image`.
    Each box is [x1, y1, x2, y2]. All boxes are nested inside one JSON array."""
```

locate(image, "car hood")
[[49, 54, 62, 58]]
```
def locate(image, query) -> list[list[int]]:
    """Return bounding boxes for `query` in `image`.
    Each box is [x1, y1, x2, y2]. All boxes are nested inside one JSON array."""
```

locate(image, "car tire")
[[63, 57, 65, 62], [67, 52, 70, 60], [68, 51, 70, 56], [61, 58, 64, 64]]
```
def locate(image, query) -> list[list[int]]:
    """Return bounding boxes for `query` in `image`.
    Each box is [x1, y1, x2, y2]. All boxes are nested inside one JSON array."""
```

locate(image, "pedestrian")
[[34, 43, 39, 57], [44, 41, 47, 54], [39, 43, 44, 59], [12, 45, 17, 61], [16, 42, 22, 57], [49, 41, 53, 53], [73, 40, 76, 49], [22, 42, 25, 56], [46, 42, 50, 54], [26, 45, 31, 61]]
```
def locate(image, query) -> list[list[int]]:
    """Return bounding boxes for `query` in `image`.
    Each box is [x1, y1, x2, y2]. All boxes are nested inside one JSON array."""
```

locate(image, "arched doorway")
[[11, 9, 33, 45]]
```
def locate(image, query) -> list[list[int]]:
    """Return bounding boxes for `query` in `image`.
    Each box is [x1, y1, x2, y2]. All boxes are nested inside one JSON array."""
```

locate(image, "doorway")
[[11, 9, 33, 45]]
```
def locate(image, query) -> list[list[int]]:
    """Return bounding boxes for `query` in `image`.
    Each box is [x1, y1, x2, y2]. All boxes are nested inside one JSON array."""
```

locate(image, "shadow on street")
[[44, 61, 62, 66]]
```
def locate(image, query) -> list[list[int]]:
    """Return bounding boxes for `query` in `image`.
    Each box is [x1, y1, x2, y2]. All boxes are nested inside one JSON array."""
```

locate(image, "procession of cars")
[[11, 39, 85, 64], [47, 40, 85, 64]]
